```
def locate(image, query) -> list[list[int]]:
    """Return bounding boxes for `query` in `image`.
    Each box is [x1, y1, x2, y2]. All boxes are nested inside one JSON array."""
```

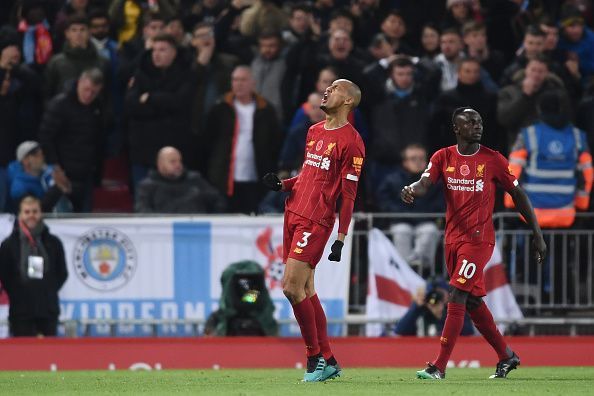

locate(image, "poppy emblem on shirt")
[[460, 164, 470, 176], [476, 164, 485, 177], [316, 140, 324, 151]]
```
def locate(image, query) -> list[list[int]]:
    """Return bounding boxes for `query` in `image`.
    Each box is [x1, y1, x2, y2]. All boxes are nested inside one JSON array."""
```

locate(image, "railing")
[[350, 212, 594, 315]]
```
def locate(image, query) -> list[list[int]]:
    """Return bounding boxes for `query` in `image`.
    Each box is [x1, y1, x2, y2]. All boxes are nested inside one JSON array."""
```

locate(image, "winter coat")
[[204, 93, 282, 196], [0, 223, 68, 320], [125, 50, 197, 167], [38, 84, 105, 181], [135, 169, 226, 213]]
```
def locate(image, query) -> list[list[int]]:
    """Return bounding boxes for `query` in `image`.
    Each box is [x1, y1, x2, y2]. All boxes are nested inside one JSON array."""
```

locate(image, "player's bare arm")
[[401, 176, 433, 204], [508, 185, 547, 264]]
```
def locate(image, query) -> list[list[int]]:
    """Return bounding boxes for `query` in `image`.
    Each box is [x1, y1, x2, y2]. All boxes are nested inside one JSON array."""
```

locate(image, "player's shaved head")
[[335, 79, 361, 108], [452, 107, 478, 126]]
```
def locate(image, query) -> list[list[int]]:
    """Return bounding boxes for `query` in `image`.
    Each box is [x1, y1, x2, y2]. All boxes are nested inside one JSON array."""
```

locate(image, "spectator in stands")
[[190, 21, 238, 170], [109, 0, 175, 45], [577, 81, 594, 159], [117, 13, 166, 87], [395, 277, 474, 336], [166, 14, 192, 47], [0, 195, 68, 337], [435, 28, 464, 92], [282, 2, 315, 47], [376, 144, 443, 268], [557, 4, 594, 81], [44, 15, 109, 101], [15, 0, 54, 72], [251, 30, 287, 123], [135, 146, 225, 213], [498, 55, 568, 147], [125, 33, 196, 189], [379, 10, 412, 55], [369, 57, 431, 170], [362, 33, 397, 102], [181, 0, 228, 32], [419, 23, 440, 61], [239, 0, 288, 40], [505, 90, 593, 228], [430, 58, 501, 154], [38, 68, 106, 212], [8, 141, 72, 213], [441, 0, 480, 31], [204, 65, 282, 214], [462, 21, 505, 84], [53, 0, 90, 50], [8, 140, 72, 212], [0, 27, 42, 212]]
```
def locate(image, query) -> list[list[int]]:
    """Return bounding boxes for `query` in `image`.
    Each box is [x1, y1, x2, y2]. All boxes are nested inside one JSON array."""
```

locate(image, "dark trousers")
[[10, 318, 58, 337], [229, 182, 266, 214]]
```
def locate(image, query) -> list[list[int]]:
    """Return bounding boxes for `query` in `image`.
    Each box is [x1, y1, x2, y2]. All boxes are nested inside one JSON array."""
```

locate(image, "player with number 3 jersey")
[[401, 108, 546, 380], [262, 79, 365, 382]]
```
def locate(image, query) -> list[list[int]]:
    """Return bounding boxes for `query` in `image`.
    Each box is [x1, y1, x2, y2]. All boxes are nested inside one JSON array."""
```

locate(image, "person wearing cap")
[[0, 26, 43, 212], [7, 141, 72, 213], [557, 4, 594, 81], [395, 278, 474, 337]]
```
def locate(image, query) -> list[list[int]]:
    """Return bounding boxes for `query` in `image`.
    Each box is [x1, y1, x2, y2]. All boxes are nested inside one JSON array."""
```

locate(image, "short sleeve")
[[493, 152, 519, 192], [422, 149, 443, 184]]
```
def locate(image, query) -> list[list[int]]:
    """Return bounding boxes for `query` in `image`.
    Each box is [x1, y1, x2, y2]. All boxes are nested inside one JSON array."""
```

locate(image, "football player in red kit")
[[263, 79, 365, 382], [401, 107, 547, 380]]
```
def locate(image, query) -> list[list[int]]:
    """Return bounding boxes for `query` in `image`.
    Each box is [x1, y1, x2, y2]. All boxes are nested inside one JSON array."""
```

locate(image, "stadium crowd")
[[0, 0, 593, 224]]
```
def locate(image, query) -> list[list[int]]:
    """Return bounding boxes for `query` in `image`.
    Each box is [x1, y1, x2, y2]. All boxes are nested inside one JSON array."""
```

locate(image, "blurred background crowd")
[[0, 0, 593, 221]]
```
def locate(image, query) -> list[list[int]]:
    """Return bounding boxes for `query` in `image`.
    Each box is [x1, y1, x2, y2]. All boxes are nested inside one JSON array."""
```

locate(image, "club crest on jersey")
[[316, 140, 324, 151], [476, 164, 485, 177], [324, 142, 336, 155], [460, 164, 470, 176], [307, 140, 315, 147], [446, 166, 455, 172]]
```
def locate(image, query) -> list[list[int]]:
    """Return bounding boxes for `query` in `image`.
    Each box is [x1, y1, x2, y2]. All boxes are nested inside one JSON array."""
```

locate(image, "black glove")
[[262, 173, 282, 191], [328, 240, 344, 262]]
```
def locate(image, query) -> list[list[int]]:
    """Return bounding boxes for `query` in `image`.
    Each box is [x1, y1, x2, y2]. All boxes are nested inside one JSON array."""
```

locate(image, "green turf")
[[0, 367, 592, 395]]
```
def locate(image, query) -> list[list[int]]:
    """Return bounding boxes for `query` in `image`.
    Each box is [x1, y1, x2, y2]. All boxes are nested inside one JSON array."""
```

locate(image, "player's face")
[[320, 81, 349, 113], [454, 110, 483, 143]]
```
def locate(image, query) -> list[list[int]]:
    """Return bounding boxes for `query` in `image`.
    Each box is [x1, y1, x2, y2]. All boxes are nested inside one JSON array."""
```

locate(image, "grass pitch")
[[1, 367, 592, 395]]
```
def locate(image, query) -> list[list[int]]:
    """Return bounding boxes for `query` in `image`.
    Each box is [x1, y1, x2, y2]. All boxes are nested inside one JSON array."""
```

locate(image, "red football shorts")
[[445, 241, 495, 297], [283, 210, 333, 268]]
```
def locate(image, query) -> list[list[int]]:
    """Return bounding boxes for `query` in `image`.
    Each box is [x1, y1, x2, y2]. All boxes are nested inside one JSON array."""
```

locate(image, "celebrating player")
[[401, 107, 546, 380], [263, 79, 364, 382]]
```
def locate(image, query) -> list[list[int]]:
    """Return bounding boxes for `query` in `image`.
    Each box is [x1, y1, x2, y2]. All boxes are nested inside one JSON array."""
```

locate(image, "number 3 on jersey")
[[458, 259, 476, 279], [296, 232, 312, 248]]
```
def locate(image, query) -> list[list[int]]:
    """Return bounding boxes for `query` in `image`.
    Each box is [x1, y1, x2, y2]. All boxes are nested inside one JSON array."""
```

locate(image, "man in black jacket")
[[38, 68, 105, 212], [125, 33, 196, 189], [0, 195, 68, 337], [135, 146, 225, 213]]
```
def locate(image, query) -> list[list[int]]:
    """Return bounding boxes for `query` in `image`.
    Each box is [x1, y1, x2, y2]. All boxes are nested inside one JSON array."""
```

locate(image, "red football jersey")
[[286, 121, 365, 228], [423, 145, 518, 244]]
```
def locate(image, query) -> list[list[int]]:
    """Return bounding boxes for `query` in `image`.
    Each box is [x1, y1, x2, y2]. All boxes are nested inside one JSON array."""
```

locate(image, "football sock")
[[469, 301, 511, 361], [292, 298, 320, 357], [306, 353, 323, 373], [433, 302, 466, 372], [310, 294, 333, 360], [326, 355, 338, 366]]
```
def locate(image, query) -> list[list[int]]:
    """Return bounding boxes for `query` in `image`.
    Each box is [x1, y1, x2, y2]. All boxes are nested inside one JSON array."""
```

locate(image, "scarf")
[[18, 19, 53, 65], [18, 220, 50, 281]]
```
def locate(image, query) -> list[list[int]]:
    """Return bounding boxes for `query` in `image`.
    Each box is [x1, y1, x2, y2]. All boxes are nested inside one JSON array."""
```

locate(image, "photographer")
[[395, 278, 474, 336]]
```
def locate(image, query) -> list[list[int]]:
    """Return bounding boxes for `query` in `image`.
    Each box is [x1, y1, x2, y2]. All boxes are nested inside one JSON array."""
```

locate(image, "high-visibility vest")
[[505, 122, 594, 228]]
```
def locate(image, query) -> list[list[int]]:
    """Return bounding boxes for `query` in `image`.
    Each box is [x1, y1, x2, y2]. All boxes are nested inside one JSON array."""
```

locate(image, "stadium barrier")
[[0, 336, 593, 371], [350, 212, 594, 316]]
